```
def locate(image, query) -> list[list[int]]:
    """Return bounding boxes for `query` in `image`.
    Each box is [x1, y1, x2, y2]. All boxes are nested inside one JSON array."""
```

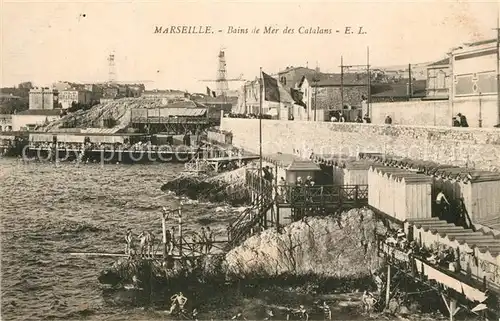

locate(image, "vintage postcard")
[[1, 1, 500, 320]]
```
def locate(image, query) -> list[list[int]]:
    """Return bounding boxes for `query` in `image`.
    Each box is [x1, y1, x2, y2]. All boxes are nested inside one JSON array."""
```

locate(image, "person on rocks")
[[231, 310, 247, 320], [170, 226, 176, 255], [361, 291, 377, 314], [205, 226, 213, 253], [191, 234, 199, 255], [145, 231, 155, 257], [165, 228, 172, 256], [168, 292, 188, 315], [200, 227, 207, 252], [192, 308, 199, 321], [138, 231, 149, 257], [321, 301, 332, 320], [287, 305, 308, 320], [363, 114, 371, 123], [125, 228, 134, 256], [384, 115, 392, 125], [263, 308, 275, 320], [355, 115, 363, 123]]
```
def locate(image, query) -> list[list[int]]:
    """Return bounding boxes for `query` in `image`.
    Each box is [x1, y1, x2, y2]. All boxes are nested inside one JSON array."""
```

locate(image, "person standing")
[[205, 227, 214, 254], [125, 228, 134, 256], [435, 189, 451, 221], [458, 113, 469, 127]]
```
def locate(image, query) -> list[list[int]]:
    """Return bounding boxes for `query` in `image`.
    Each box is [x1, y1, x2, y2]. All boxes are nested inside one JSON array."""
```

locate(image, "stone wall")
[[220, 118, 500, 171], [365, 95, 499, 128]]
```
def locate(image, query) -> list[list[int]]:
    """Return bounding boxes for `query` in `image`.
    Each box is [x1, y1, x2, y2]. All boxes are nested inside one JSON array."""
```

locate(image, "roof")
[[464, 38, 496, 47], [16, 109, 63, 116], [166, 100, 198, 108], [371, 79, 427, 98], [428, 57, 450, 67], [287, 160, 321, 172], [263, 153, 302, 167], [0, 93, 22, 99], [300, 73, 369, 87], [81, 128, 121, 134], [159, 107, 206, 117], [278, 66, 316, 74], [361, 154, 500, 183]]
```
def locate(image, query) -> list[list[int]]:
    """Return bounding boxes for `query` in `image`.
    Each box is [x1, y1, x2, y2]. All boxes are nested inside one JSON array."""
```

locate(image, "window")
[[437, 71, 446, 89]]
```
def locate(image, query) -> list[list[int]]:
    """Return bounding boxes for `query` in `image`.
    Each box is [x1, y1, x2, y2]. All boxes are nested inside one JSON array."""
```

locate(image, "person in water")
[[169, 292, 188, 314]]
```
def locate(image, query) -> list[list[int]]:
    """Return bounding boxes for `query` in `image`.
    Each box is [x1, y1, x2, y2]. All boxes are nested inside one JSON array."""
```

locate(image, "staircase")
[[226, 193, 274, 250], [408, 217, 500, 257]]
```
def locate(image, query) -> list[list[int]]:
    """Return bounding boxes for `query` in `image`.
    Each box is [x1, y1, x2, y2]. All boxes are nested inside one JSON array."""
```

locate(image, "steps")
[[226, 194, 274, 249], [408, 217, 500, 257]]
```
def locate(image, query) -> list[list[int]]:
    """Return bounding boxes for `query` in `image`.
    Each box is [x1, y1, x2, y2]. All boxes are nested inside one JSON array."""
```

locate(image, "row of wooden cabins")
[[309, 152, 500, 290]]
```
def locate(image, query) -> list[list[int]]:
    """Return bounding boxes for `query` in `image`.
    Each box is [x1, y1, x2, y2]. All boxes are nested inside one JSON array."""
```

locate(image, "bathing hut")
[[431, 168, 500, 225], [286, 160, 321, 185], [369, 166, 433, 222], [56, 134, 86, 144], [311, 154, 376, 185], [391, 172, 433, 222]]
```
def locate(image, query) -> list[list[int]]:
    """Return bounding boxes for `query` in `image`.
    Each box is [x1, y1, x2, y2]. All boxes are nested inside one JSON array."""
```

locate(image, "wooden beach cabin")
[[311, 153, 377, 186], [286, 159, 322, 185], [369, 166, 433, 222], [390, 172, 433, 222]]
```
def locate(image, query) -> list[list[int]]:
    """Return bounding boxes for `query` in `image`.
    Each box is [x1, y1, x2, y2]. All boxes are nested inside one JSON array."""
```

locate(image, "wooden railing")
[[245, 170, 368, 207], [227, 193, 274, 248]]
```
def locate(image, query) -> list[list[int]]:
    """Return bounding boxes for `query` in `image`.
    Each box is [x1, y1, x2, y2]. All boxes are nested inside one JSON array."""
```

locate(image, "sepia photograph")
[[2, 0, 500, 320]]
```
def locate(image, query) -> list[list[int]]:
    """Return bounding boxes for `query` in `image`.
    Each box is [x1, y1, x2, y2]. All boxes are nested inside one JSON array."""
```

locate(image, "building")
[[371, 79, 427, 103], [277, 66, 320, 91], [0, 114, 12, 131], [59, 89, 92, 109], [191, 95, 237, 118], [298, 73, 369, 113], [450, 38, 499, 127], [29, 88, 58, 110], [11, 109, 62, 131], [425, 58, 451, 99], [235, 78, 295, 119], [0, 93, 22, 103], [84, 84, 104, 101]]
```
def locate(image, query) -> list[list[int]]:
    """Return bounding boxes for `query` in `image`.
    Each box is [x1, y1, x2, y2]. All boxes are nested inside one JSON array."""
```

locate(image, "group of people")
[[190, 226, 214, 254], [452, 113, 469, 127], [125, 229, 157, 257]]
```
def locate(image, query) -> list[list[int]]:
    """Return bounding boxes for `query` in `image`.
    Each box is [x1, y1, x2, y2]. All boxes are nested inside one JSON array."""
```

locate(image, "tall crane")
[[198, 48, 247, 97]]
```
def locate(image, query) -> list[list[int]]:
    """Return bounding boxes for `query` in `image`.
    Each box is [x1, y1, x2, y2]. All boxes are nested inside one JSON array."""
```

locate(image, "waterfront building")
[[297, 73, 368, 120], [59, 89, 93, 109], [425, 58, 451, 99], [11, 109, 62, 131], [0, 114, 13, 131], [142, 89, 186, 101], [235, 77, 295, 119], [277, 66, 319, 91], [29, 88, 58, 110], [450, 38, 499, 127]]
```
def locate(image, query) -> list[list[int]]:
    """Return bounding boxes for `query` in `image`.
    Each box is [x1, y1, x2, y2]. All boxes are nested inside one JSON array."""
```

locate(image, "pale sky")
[[1, 0, 499, 92]]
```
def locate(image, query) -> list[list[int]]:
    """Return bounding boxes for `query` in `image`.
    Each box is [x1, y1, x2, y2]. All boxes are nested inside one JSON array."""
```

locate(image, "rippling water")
[[0, 158, 238, 321], [0, 158, 449, 321]]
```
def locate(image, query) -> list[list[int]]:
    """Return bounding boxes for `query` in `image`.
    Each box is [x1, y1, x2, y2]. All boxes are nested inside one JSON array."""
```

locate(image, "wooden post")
[[161, 211, 167, 260], [441, 294, 460, 321], [385, 265, 391, 309], [178, 207, 183, 258]]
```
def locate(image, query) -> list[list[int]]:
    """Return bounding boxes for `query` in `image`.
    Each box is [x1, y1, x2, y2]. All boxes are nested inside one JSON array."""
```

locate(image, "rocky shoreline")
[[160, 166, 253, 206]]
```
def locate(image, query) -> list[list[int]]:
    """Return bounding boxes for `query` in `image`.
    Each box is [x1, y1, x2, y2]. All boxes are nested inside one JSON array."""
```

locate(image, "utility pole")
[[340, 56, 344, 110], [314, 64, 318, 121], [408, 63, 412, 100], [496, 9, 500, 125], [367, 46, 371, 117]]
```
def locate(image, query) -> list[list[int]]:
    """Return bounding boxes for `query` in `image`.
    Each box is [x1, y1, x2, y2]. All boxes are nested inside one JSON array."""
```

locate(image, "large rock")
[[224, 208, 386, 278]]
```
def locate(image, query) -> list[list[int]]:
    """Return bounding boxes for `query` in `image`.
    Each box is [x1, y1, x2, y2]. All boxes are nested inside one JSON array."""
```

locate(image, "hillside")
[[42, 98, 165, 132]]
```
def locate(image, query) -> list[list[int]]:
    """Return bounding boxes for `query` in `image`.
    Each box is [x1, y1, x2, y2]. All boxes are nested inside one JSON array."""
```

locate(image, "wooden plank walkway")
[[205, 155, 259, 162]]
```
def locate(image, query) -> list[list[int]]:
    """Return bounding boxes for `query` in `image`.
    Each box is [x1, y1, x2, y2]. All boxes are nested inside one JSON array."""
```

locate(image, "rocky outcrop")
[[161, 166, 252, 206], [224, 208, 386, 279]]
